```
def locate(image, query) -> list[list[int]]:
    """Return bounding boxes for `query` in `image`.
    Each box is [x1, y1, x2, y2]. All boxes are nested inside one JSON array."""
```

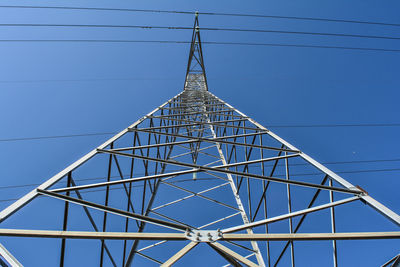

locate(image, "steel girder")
[[0, 14, 399, 267]]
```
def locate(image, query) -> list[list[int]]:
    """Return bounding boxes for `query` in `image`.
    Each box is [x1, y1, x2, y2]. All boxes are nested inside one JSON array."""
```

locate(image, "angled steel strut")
[[0, 14, 399, 267]]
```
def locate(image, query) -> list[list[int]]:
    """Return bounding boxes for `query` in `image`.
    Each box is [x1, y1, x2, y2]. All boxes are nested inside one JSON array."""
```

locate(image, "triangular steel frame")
[[0, 15, 399, 267]]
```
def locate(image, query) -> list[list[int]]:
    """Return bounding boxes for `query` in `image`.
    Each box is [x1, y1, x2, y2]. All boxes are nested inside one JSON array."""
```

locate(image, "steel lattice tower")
[[0, 15, 399, 267]]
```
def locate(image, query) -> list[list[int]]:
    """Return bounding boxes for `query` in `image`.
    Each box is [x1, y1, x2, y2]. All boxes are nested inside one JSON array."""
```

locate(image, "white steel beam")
[[161, 241, 198, 267], [0, 229, 399, 241], [0, 91, 183, 224], [209, 242, 260, 267], [223, 196, 360, 233], [209, 91, 400, 226], [0, 242, 23, 267], [206, 110, 266, 267]]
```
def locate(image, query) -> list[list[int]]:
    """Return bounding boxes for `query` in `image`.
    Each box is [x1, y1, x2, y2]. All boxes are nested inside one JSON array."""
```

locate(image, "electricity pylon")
[[0, 15, 399, 267]]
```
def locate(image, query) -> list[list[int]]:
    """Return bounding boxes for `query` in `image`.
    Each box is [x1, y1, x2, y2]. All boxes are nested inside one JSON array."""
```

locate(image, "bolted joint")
[[185, 229, 222, 242], [185, 228, 193, 237], [355, 185, 368, 196], [218, 230, 223, 238]]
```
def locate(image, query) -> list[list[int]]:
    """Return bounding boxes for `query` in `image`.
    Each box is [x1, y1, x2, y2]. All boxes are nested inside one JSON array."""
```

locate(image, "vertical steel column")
[[124, 104, 180, 267], [122, 132, 138, 267], [100, 142, 114, 267], [59, 172, 72, 267], [204, 95, 266, 267], [259, 135, 271, 267], [285, 151, 295, 266], [329, 179, 338, 267]]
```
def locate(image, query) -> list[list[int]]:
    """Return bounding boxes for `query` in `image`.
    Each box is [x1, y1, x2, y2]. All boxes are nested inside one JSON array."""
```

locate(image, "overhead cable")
[[1, 23, 399, 40], [0, 39, 399, 53], [0, 5, 399, 27], [1, 123, 400, 142], [1, 166, 399, 193]]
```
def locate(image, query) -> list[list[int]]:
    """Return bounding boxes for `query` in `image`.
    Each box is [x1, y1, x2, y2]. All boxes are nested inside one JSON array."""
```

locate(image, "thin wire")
[[0, 178, 219, 203], [203, 41, 400, 53], [0, 23, 192, 30], [1, 123, 399, 142], [0, 40, 188, 44], [0, 132, 117, 142], [1, 167, 399, 202], [202, 27, 400, 40], [0, 40, 399, 53], [0, 5, 194, 15], [201, 12, 400, 28], [0, 5, 399, 27], [0, 78, 181, 83], [1, 23, 399, 41], [2, 158, 400, 190], [266, 123, 400, 128], [2, 160, 400, 188], [0, 175, 219, 190]]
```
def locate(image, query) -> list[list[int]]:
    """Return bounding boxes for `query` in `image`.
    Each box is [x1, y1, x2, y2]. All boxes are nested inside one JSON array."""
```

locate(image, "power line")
[[2, 23, 400, 41], [1, 166, 399, 203], [0, 39, 188, 44], [0, 5, 194, 15], [1, 157, 399, 202], [0, 5, 399, 27], [0, 78, 181, 83], [0, 123, 399, 143], [0, 132, 117, 142], [0, 178, 219, 203], [266, 123, 400, 128], [201, 12, 400, 28], [203, 41, 400, 52], [0, 177, 220, 190], [0, 39, 399, 53], [0, 154, 399, 191], [0, 76, 394, 83], [2, 159, 400, 206], [202, 27, 400, 41], [0, 23, 192, 30]]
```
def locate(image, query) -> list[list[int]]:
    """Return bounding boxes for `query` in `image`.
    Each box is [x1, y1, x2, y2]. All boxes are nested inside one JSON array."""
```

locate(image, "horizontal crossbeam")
[[0, 91, 184, 224], [97, 149, 362, 194], [148, 109, 235, 118], [37, 189, 188, 232], [0, 229, 398, 240], [111, 139, 199, 152], [150, 117, 248, 125], [51, 169, 197, 193], [223, 196, 360, 233], [138, 121, 260, 132], [128, 128, 299, 153]]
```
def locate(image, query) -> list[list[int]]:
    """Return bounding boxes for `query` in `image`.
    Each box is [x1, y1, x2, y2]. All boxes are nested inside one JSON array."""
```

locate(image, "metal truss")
[[0, 14, 399, 267]]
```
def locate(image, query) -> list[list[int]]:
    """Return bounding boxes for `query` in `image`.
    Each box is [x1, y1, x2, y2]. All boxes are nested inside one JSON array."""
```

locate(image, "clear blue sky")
[[0, 0, 399, 266]]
